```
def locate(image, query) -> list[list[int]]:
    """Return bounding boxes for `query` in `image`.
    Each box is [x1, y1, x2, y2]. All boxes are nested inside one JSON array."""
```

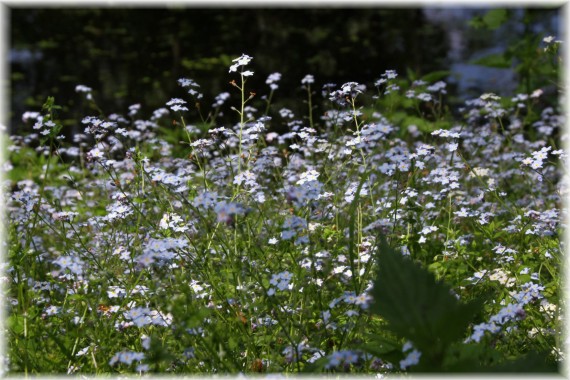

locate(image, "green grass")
[[4, 53, 564, 375]]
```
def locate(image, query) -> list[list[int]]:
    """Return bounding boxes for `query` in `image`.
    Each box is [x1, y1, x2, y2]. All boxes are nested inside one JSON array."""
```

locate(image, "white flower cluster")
[[159, 212, 189, 232], [229, 53, 254, 76]]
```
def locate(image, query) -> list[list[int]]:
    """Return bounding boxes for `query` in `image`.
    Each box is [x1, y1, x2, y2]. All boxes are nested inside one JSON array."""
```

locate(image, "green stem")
[[307, 84, 314, 129]]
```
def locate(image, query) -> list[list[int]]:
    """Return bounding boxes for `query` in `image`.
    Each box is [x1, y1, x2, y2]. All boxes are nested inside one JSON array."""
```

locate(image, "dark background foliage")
[[9, 7, 561, 135], [10, 8, 449, 131]]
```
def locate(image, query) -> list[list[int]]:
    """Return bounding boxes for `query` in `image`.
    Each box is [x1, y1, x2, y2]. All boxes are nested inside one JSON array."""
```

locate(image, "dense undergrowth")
[[3, 38, 565, 375]]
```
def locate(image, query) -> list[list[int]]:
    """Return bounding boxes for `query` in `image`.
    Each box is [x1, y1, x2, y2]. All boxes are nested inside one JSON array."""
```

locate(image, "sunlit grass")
[[4, 49, 564, 374]]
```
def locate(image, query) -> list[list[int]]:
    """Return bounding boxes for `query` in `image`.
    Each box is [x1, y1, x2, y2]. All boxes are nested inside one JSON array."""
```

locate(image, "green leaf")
[[468, 16, 485, 30], [301, 356, 329, 373], [421, 70, 451, 83], [484, 351, 558, 373], [370, 238, 482, 358], [428, 261, 445, 278], [389, 111, 408, 124], [442, 341, 502, 372], [471, 53, 512, 69], [401, 116, 437, 133], [42, 96, 55, 111], [7, 315, 25, 335], [406, 67, 417, 82], [482, 9, 508, 30], [361, 333, 403, 364]]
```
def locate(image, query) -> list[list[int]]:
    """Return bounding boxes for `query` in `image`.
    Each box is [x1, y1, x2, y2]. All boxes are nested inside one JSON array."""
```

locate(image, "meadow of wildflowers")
[[3, 39, 565, 374]]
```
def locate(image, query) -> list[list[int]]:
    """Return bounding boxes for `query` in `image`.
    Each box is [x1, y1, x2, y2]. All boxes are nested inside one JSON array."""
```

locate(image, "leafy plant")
[[368, 238, 558, 372]]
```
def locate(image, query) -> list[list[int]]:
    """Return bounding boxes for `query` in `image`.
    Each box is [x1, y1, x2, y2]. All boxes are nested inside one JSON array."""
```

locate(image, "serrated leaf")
[[442, 341, 501, 372], [484, 351, 558, 372], [361, 334, 403, 364], [370, 238, 481, 356]]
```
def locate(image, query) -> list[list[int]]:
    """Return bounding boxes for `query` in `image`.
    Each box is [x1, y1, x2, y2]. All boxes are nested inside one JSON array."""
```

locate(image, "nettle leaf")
[[370, 239, 481, 358], [484, 351, 558, 373], [361, 333, 403, 364], [442, 341, 502, 372]]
